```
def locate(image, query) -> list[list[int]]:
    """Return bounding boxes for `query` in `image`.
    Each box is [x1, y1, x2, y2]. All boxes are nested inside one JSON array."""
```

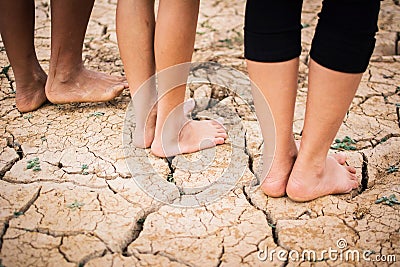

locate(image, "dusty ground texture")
[[1, 0, 399, 266]]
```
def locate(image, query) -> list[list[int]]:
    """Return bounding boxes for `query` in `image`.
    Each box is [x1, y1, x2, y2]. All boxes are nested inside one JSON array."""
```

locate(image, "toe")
[[216, 132, 227, 139], [115, 76, 128, 84], [110, 83, 125, 94], [343, 179, 358, 193], [351, 179, 359, 189], [199, 138, 217, 150], [350, 173, 358, 181], [211, 120, 221, 126], [210, 118, 225, 128], [345, 165, 357, 174], [214, 137, 225, 145], [332, 153, 347, 165]]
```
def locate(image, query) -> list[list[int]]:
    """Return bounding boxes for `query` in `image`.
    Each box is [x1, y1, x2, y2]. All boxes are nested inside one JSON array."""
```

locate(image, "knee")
[[310, 0, 381, 73], [244, 29, 302, 63]]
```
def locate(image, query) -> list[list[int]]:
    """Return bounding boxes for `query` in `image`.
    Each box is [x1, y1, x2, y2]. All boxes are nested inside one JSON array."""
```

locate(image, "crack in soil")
[[0, 221, 9, 254], [243, 130, 254, 175], [57, 236, 74, 264], [0, 186, 41, 254], [78, 249, 108, 267], [360, 152, 369, 193], [121, 216, 146, 257], [0, 133, 24, 179], [0, 65, 14, 91], [216, 243, 225, 267], [242, 186, 279, 246], [166, 156, 176, 185], [1, 176, 108, 189]]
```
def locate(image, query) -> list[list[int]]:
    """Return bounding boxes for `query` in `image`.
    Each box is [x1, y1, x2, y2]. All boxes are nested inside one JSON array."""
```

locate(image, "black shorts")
[[244, 0, 381, 73]]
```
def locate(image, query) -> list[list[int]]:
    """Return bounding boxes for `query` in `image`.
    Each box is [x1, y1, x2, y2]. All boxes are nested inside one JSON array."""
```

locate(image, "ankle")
[[272, 139, 297, 158], [154, 122, 184, 143], [13, 60, 45, 82], [156, 109, 187, 128], [49, 61, 84, 82], [294, 152, 326, 177], [15, 72, 46, 90]]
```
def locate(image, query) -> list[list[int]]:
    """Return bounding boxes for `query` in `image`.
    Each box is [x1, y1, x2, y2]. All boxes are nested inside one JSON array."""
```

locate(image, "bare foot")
[[45, 65, 128, 104], [133, 99, 196, 149], [133, 104, 157, 149], [286, 155, 358, 202], [15, 70, 48, 113], [151, 118, 227, 158], [260, 139, 349, 198], [260, 139, 297, 198]]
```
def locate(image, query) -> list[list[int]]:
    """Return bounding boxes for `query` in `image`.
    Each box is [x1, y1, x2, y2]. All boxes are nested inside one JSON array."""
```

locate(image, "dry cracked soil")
[[0, 0, 399, 266]]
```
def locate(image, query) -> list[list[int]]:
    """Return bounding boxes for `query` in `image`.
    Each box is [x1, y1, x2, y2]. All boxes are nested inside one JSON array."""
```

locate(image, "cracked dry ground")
[[0, 0, 399, 266]]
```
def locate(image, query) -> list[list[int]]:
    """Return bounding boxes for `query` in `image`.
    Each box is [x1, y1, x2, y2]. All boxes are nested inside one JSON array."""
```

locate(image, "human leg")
[[245, 0, 303, 197], [0, 0, 47, 112], [117, 0, 157, 148], [45, 0, 128, 104], [286, 0, 381, 201], [150, 0, 226, 157], [248, 60, 299, 197]]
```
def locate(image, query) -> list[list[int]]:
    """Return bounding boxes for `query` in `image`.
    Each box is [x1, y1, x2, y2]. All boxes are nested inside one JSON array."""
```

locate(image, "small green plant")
[[219, 38, 233, 47], [379, 136, 389, 144], [0, 64, 11, 75], [386, 165, 399, 174], [375, 194, 400, 207], [302, 23, 310, 28], [332, 136, 357, 150], [268, 222, 276, 229], [88, 111, 105, 118], [200, 20, 215, 31], [13, 211, 24, 217], [40, 136, 47, 142], [27, 157, 41, 171], [138, 218, 145, 224], [81, 164, 89, 175], [218, 31, 243, 48], [167, 173, 175, 183], [23, 114, 33, 120], [67, 200, 85, 210], [364, 250, 376, 257]]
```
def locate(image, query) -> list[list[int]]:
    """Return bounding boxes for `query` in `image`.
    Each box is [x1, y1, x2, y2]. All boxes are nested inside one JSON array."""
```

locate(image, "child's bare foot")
[[133, 104, 157, 149], [260, 139, 297, 197], [286, 154, 358, 202], [260, 139, 349, 198], [15, 70, 48, 113], [151, 118, 227, 158], [45, 65, 128, 104]]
